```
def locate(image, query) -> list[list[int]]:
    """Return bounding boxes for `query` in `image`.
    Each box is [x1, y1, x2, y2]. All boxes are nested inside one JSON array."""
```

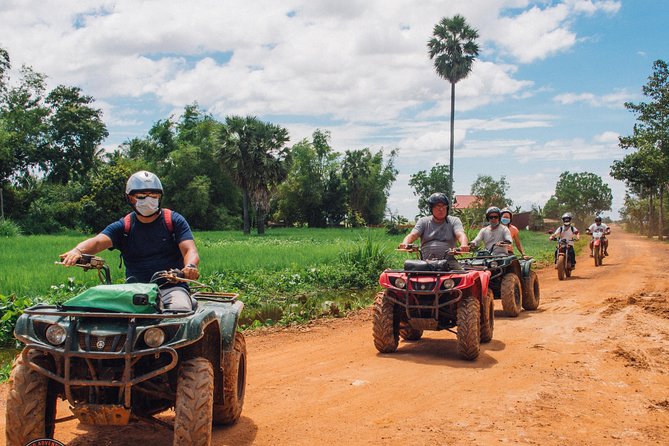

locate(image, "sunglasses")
[[132, 192, 161, 200], [488, 215, 500, 220]]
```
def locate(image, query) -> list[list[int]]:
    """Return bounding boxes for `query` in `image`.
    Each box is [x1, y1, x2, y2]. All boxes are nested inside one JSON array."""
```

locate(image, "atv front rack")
[[18, 306, 196, 408], [383, 269, 463, 323]]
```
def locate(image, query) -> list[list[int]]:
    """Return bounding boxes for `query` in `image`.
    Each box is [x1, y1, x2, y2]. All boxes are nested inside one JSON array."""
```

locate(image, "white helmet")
[[125, 171, 163, 195]]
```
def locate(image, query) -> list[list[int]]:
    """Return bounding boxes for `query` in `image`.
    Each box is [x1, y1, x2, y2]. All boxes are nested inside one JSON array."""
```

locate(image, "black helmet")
[[126, 171, 163, 195], [595, 216, 602, 223], [500, 207, 513, 222], [427, 193, 449, 213], [486, 206, 501, 220]]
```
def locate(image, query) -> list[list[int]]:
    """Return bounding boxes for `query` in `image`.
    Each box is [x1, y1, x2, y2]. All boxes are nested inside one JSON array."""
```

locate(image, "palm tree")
[[427, 14, 479, 204], [219, 116, 290, 234]]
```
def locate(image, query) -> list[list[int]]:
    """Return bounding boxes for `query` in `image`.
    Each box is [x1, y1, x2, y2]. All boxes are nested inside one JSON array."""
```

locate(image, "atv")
[[373, 244, 494, 361], [5, 254, 246, 446], [460, 243, 540, 317]]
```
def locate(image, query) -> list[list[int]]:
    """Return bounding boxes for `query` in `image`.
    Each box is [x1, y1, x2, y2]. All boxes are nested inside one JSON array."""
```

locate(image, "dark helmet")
[[500, 207, 513, 222], [595, 216, 602, 223], [427, 193, 449, 213], [126, 171, 163, 195], [485, 206, 501, 220]]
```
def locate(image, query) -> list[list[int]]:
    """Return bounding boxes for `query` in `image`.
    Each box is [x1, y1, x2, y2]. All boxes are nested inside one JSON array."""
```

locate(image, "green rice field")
[[1, 227, 561, 298]]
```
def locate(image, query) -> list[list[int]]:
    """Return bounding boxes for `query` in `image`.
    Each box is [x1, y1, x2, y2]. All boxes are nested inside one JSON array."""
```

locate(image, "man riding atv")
[[399, 192, 470, 258], [469, 207, 513, 256], [60, 170, 199, 311], [586, 216, 611, 257]]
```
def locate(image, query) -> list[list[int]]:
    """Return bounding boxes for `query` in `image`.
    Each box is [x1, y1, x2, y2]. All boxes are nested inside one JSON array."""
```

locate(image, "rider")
[[586, 216, 611, 257], [549, 212, 580, 268], [500, 208, 528, 258], [399, 192, 469, 259], [469, 207, 513, 256], [60, 170, 200, 310]]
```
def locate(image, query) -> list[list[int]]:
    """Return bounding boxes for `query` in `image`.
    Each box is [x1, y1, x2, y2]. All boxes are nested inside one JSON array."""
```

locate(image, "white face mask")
[[135, 196, 160, 217]]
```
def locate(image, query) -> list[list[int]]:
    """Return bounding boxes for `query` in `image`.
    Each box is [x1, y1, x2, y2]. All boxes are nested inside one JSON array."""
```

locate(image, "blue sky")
[[1, 0, 666, 220]]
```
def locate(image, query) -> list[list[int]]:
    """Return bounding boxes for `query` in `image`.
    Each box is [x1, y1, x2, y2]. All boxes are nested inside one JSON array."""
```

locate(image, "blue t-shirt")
[[102, 210, 194, 283]]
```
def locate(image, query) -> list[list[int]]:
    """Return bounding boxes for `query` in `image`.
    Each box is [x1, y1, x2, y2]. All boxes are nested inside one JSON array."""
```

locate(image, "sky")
[[1, 0, 666, 220]]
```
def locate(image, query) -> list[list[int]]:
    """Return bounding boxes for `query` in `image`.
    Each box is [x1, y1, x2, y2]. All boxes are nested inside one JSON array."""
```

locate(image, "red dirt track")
[[2, 227, 669, 445]]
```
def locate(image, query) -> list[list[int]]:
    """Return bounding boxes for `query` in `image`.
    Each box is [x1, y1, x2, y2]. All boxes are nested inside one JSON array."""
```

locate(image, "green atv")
[[5, 255, 246, 446], [460, 243, 540, 317]]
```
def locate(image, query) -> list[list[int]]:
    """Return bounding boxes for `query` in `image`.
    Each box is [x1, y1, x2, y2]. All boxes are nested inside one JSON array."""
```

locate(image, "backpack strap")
[[123, 213, 133, 235], [163, 208, 173, 234]]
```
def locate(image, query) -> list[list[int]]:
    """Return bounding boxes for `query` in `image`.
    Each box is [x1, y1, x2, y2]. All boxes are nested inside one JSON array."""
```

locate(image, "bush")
[[0, 218, 22, 237]]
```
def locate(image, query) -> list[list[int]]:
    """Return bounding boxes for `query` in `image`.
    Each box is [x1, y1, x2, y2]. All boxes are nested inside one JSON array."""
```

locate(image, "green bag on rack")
[[60, 283, 160, 314]]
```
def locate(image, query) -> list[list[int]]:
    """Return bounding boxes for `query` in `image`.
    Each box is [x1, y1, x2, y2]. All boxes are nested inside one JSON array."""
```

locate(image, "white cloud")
[[553, 89, 632, 108]]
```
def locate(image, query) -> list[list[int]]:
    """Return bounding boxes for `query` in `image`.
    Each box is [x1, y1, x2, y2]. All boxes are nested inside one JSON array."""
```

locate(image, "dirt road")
[[2, 228, 668, 445]]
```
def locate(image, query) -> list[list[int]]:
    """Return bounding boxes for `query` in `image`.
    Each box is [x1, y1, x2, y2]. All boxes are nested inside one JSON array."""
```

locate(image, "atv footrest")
[[408, 318, 438, 331]]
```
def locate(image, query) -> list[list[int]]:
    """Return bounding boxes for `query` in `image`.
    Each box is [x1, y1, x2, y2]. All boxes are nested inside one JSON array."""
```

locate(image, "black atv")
[[5, 255, 247, 446], [460, 244, 540, 317]]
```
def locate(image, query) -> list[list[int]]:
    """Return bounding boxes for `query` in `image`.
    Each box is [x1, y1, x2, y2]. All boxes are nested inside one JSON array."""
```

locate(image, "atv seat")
[[404, 259, 462, 272]]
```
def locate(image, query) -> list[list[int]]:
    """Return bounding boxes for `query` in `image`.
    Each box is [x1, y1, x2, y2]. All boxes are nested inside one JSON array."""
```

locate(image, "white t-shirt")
[[552, 225, 579, 246], [471, 225, 512, 254], [588, 223, 608, 234]]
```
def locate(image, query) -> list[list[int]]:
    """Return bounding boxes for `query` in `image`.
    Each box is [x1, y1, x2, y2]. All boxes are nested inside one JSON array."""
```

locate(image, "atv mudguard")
[[519, 257, 535, 278], [193, 299, 244, 352]]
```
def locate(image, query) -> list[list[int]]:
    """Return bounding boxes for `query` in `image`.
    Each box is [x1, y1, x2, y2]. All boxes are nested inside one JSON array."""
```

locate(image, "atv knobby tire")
[[522, 270, 540, 311], [501, 273, 523, 317], [213, 332, 247, 425], [174, 357, 214, 446], [372, 291, 399, 353], [480, 289, 494, 343], [457, 295, 481, 360], [399, 327, 423, 341], [557, 255, 566, 281], [5, 350, 58, 446]]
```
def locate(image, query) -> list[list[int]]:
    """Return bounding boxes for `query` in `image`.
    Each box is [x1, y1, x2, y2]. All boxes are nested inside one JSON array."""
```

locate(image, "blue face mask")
[[501, 217, 511, 225]]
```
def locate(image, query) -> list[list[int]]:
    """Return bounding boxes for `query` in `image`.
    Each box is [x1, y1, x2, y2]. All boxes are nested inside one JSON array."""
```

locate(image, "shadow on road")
[[63, 413, 258, 446], [376, 337, 503, 369]]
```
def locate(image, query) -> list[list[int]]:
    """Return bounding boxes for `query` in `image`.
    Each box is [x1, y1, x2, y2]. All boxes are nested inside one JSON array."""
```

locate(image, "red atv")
[[373, 245, 493, 360]]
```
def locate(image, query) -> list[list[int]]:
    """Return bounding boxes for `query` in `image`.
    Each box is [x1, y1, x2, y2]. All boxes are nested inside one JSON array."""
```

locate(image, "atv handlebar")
[[55, 254, 111, 284]]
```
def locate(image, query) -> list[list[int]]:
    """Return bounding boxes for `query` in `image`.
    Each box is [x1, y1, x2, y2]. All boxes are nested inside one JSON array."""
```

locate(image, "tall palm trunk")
[[257, 207, 266, 235], [448, 81, 455, 204], [659, 185, 665, 240], [242, 189, 250, 235]]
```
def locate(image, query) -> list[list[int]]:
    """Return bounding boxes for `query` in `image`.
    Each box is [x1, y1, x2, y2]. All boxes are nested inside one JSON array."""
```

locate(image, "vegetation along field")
[[0, 227, 574, 378]]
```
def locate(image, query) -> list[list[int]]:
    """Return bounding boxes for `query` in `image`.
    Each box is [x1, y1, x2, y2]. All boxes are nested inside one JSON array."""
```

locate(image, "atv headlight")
[[394, 277, 406, 289], [45, 324, 67, 345], [441, 279, 455, 290], [144, 328, 165, 348], [489, 261, 499, 268]]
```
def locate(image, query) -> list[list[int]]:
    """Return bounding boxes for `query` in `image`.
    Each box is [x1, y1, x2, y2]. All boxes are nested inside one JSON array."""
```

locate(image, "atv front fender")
[[197, 300, 244, 352]]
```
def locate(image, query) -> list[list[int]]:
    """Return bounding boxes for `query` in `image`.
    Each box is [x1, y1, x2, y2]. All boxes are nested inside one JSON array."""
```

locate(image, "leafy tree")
[[0, 65, 49, 184], [617, 60, 669, 237], [408, 163, 451, 216], [545, 171, 612, 224], [275, 130, 345, 227], [43, 86, 108, 184], [79, 155, 140, 232], [470, 175, 512, 210], [427, 14, 479, 203], [341, 148, 397, 225], [220, 116, 290, 234]]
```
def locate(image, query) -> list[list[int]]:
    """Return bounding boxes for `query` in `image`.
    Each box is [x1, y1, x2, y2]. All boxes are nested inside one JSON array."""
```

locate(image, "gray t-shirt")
[[471, 225, 512, 254], [413, 215, 464, 260]]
